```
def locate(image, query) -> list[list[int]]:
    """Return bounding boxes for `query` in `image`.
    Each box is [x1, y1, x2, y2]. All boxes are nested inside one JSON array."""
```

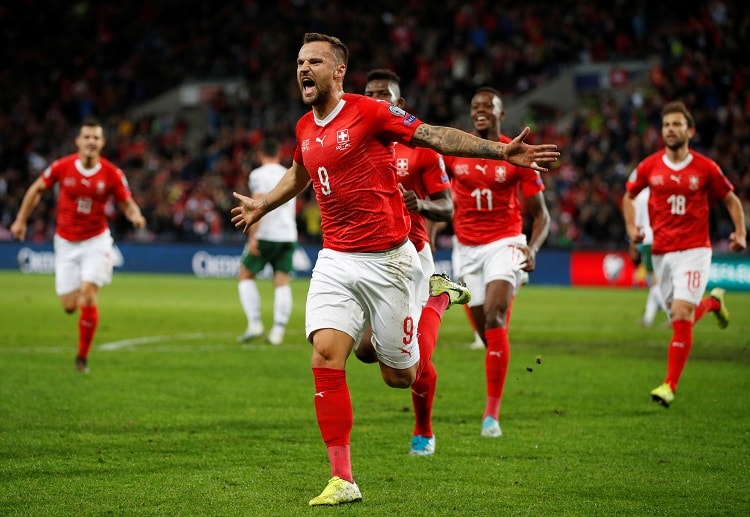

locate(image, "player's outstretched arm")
[[118, 197, 146, 229], [10, 177, 47, 241], [622, 192, 644, 245], [411, 124, 559, 172], [231, 192, 264, 233], [723, 191, 747, 252], [231, 161, 311, 234]]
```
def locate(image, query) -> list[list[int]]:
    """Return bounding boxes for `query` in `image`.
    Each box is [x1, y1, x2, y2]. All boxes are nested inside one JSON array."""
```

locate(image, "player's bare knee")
[[380, 367, 415, 389], [59, 293, 78, 313], [384, 375, 412, 389], [486, 311, 509, 328]]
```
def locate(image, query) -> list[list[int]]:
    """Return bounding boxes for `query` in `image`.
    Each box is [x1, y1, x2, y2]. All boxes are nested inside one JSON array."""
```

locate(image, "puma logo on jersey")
[[315, 135, 327, 147], [315, 391, 325, 398], [670, 174, 681, 184], [81, 178, 90, 187], [475, 164, 488, 175]]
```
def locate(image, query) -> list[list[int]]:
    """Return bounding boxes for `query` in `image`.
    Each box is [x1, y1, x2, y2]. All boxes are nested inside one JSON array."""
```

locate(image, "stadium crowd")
[[0, 0, 748, 249]]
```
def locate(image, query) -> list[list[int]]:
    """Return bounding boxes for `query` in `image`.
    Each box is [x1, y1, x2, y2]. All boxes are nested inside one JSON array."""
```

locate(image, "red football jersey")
[[626, 151, 733, 254], [444, 135, 544, 246], [394, 143, 450, 249], [293, 94, 422, 252], [41, 154, 133, 241]]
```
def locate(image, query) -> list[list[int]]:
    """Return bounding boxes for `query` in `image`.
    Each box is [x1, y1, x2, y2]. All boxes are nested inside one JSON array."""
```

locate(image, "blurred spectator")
[[0, 1, 747, 250]]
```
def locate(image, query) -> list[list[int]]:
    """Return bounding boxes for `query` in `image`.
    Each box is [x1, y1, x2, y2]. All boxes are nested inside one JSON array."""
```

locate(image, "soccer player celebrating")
[[622, 101, 746, 407], [231, 33, 558, 506], [443, 87, 551, 438], [11, 118, 146, 373], [361, 68, 453, 457]]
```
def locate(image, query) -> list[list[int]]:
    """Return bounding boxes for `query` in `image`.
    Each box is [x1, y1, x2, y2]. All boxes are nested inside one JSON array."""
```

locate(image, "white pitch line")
[[98, 332, 235, 351]]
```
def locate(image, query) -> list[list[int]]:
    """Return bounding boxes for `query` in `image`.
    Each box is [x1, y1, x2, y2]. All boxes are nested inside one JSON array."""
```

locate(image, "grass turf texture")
[[1, 271, 748, 516]]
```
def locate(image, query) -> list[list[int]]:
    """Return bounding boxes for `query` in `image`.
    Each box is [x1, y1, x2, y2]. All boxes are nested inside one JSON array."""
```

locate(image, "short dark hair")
[[81, 117, 103, 129], [259, 138, 281, 158], [475, 86, 502, 99], [365, 69, 401, 85], [303, 33, 348, 66], [662, 101, 695, 128]]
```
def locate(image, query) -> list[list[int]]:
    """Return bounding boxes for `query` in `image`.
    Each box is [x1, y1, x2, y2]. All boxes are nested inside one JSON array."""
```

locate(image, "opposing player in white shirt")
[[231, 33, 559, 506], [623, 101, 746, 408], [630, 187, 668, 327], [237, 138, 298, 346]]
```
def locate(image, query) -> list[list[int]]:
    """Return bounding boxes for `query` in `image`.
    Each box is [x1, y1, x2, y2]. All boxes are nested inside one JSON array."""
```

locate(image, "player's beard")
[[664, 134, 688, 151], [301, 82, 329, 107], [79, 148, 100, 165]]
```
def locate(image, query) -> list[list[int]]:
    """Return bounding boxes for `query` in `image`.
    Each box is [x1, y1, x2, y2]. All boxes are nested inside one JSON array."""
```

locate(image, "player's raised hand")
[[504, 127, 559, 172], [231, 192, 265, 234]]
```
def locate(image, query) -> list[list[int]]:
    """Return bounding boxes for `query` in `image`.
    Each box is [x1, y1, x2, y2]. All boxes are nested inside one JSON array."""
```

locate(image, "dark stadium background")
[[1, 0, 747, 254]]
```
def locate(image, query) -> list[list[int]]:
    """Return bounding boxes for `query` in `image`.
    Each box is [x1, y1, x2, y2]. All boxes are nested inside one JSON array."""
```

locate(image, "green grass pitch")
[[1, 271, 748, 516]]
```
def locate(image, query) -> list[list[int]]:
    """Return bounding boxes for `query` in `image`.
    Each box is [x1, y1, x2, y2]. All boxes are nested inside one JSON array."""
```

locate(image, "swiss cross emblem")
[[689, 175, 700, 190], [335, 129, 351, 150], [396, 157, 409, 176], [494, 166, 507, 183]]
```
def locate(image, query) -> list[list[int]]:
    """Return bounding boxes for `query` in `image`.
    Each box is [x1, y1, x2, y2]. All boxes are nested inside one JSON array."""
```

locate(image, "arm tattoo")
[[412, 125, 505, 160]]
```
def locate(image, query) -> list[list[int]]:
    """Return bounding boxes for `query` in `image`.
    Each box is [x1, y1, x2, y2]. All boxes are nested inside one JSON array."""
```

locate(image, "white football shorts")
[[415, 241, 434, 308], [653, 247, 712, 307], [456, 234, 528, 307], [306, 240, 423, 370], [53, 230, 114, 295]]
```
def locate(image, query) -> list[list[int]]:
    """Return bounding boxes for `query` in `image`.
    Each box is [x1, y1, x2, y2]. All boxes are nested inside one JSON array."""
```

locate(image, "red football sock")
[[312, 367, 353, 482], [664, 320, 693, 392], [77, 305, 99, 359], [693, 297, 717, 323], [416, 295, 448, 378], [411, 360, 436, 437], [483, 326, 510, 420]]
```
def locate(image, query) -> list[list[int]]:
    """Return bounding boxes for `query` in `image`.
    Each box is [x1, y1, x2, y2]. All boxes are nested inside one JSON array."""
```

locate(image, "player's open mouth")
[[301, 78, 316, 95]]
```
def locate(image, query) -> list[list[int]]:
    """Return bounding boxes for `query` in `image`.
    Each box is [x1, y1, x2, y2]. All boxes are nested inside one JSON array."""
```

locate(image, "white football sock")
[[238, 279, 261, 329], [273, 285, 293, 327]]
